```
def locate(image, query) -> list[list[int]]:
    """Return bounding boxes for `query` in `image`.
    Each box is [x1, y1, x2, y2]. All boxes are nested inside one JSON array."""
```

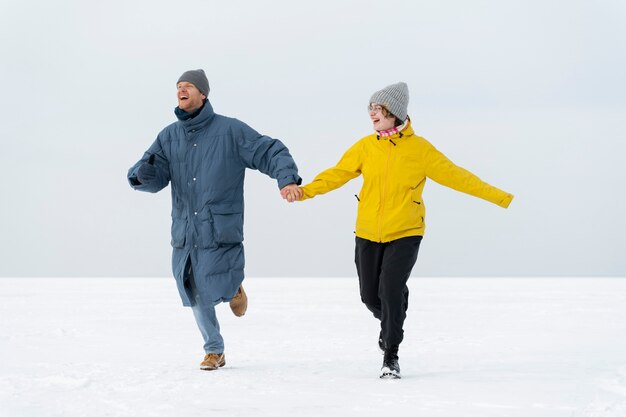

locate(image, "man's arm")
[[235, 122, 302, 190]]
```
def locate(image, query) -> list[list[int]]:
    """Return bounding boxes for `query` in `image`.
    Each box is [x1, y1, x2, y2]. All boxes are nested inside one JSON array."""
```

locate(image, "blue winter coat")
[[128, 100, 301, 306]]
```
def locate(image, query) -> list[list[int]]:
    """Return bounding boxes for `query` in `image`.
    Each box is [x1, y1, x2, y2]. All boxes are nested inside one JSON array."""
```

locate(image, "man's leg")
[[185, 259, 224, 354]]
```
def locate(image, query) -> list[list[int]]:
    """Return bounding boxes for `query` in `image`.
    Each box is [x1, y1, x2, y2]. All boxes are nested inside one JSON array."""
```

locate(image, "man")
[[128, 69, 302, 370]]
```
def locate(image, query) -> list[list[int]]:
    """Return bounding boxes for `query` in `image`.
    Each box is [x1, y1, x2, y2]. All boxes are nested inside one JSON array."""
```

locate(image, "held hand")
[[137, 154, 157, 183], [280, 184, 303, 203]]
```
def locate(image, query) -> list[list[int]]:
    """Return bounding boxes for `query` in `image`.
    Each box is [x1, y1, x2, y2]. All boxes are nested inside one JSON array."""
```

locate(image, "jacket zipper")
[[378, 140, 393, 242]]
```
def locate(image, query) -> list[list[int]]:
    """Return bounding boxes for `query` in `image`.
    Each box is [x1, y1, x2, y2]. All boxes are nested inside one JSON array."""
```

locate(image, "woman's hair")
[[380, 106, 404, 127]]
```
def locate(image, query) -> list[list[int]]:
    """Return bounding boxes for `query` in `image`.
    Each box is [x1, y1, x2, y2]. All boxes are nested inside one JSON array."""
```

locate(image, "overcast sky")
[[1, 0, 625, 277]]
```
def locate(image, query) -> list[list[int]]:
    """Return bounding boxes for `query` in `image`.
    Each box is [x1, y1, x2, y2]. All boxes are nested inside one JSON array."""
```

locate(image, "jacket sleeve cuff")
[[499, 193, 514, 208]]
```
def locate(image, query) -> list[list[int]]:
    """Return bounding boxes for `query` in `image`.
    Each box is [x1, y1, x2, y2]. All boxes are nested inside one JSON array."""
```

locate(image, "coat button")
[[193, 177, 196, 181], [194, 211, 198, 215]]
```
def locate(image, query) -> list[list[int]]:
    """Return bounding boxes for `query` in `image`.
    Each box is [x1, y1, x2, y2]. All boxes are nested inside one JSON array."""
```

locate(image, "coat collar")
[[175, 99, 216, 130]]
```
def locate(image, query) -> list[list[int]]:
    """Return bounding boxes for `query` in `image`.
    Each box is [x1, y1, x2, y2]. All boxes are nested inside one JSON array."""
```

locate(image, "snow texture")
[[1, 277, 626, 417]]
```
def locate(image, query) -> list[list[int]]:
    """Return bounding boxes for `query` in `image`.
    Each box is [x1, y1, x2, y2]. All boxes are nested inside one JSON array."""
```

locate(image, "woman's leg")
[[378, 236, 422, 348], [355, 237, 385, 319]]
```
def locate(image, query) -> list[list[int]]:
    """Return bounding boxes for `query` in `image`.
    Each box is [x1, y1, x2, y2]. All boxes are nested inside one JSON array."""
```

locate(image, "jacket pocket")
[[170, 215, 187, 248], [210, 202, 244, 245], [410, 188, 425, 228]]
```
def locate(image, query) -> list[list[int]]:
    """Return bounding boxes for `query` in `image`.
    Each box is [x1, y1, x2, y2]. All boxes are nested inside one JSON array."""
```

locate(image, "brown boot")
[[200, 353, 226, 371], [229, 285, 247, 317]]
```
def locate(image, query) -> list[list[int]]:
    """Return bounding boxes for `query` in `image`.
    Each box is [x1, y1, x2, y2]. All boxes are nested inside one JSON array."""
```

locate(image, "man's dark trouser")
[[355, 235, 422, 348]]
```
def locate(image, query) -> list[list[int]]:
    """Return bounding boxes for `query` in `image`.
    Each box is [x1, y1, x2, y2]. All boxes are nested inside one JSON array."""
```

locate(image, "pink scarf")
[[377, 119, 408, 137]]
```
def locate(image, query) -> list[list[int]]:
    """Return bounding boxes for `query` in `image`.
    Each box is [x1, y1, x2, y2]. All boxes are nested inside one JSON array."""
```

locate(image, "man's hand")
[[137, 154, 157, 184], [280, 184, 303, 203]]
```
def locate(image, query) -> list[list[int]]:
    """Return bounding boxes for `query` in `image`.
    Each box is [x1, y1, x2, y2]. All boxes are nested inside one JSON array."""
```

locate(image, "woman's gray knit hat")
[[177, 69, 210, 97], [369, 82, 409, 121]]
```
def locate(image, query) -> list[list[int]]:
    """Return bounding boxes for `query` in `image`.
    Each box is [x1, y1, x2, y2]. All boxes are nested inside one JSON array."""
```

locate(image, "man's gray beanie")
[[177, 69, 210, 97], [369, 82, 409, 121]]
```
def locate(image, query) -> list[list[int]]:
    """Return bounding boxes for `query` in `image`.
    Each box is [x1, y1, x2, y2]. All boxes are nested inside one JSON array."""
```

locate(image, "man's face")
[[177, 82, 206, 112]]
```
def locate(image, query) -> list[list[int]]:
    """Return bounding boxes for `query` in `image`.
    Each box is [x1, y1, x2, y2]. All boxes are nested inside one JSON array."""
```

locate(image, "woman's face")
[[368, 104, 396, 131]]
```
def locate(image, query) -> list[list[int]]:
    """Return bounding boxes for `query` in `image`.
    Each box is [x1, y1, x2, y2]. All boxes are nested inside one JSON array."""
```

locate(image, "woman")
[[286, 82, 513, 379]]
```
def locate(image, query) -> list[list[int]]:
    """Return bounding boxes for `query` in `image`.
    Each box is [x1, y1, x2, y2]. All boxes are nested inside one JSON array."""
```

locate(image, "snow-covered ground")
[[1, 277, 626, 417]]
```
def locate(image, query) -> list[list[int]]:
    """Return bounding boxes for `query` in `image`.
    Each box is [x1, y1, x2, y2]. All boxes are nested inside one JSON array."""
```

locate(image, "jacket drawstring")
[[377, 135, 399, 145]]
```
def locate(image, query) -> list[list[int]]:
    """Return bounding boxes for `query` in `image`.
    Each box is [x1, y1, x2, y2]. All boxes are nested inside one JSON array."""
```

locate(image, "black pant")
[[355, 235, 422, 348]]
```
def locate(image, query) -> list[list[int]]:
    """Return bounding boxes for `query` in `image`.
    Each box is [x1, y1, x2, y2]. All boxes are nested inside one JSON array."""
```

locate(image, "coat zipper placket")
[[185, 127, 200, 249], [378, 139, 393, 242]]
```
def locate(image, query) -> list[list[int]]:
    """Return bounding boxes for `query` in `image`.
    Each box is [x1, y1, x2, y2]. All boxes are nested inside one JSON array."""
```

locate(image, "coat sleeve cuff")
[[278, 174, 302, 189]]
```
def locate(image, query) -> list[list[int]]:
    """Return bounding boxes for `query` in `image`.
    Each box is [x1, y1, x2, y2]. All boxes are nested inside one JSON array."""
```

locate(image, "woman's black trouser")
[[355, 235, 422, 348]]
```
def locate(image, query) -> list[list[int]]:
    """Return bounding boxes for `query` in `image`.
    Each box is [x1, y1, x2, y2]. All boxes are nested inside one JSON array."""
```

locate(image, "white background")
[[1, 0, 625, 277]]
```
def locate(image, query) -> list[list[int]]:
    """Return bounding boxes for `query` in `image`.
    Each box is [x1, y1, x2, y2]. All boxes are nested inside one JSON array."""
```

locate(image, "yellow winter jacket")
[[300, 121, 513, 243]]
